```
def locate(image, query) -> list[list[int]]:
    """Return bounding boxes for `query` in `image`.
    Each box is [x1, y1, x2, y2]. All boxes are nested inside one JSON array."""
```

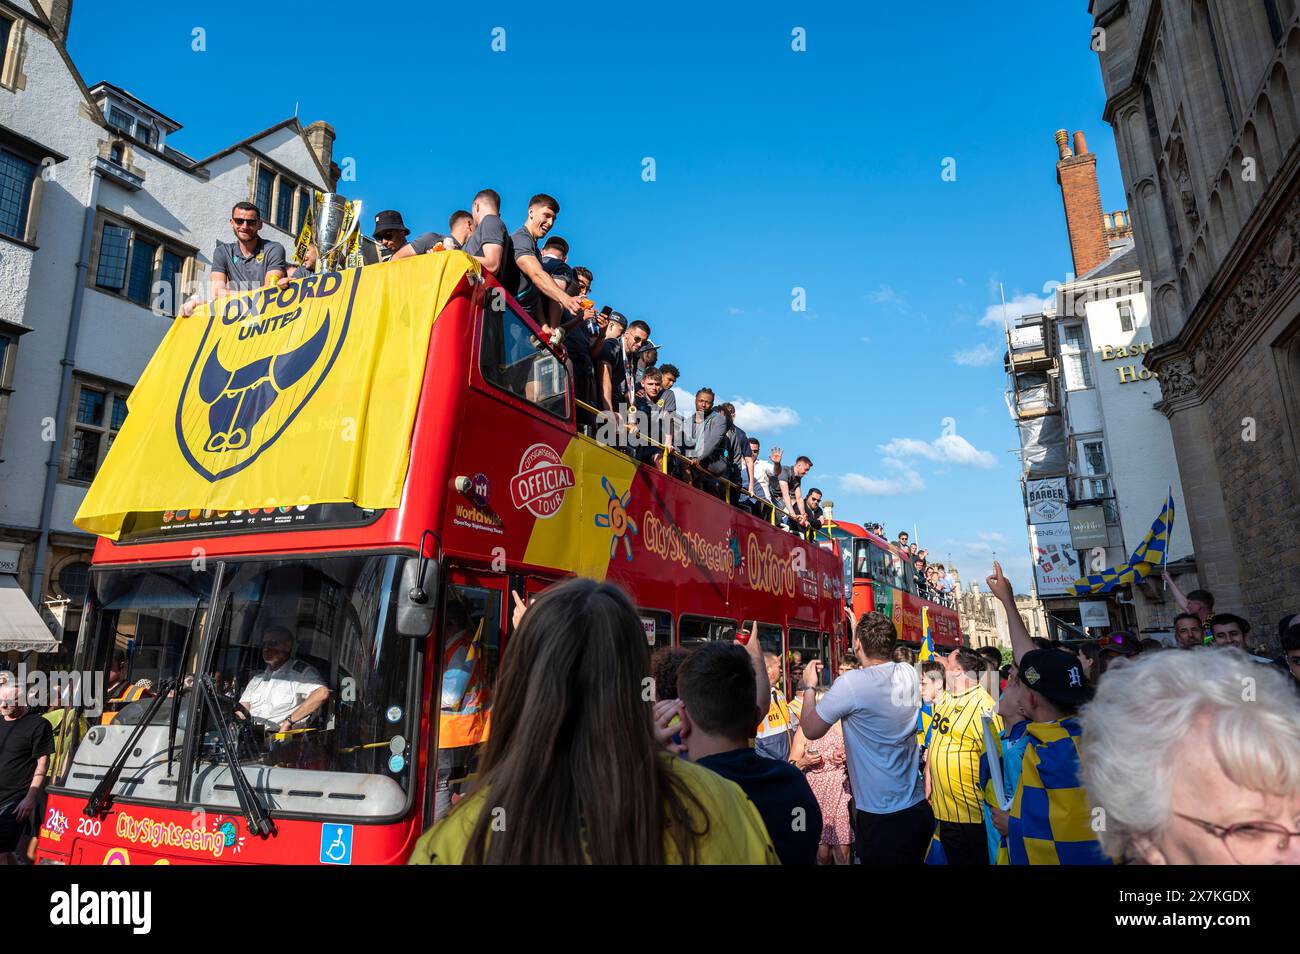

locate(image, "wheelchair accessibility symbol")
[[320, 823, 353, 865]]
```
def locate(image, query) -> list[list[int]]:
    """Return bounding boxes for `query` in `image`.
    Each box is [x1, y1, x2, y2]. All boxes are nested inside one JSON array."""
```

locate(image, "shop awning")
[[0, 574, 60, 653]]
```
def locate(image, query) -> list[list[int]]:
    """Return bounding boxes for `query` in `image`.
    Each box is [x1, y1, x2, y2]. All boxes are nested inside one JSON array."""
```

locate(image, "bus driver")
[[239, 626, 331, 733]]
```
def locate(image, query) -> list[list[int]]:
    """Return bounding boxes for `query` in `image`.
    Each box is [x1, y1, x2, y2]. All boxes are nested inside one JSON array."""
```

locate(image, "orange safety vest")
[[100, 682, 153, 725]]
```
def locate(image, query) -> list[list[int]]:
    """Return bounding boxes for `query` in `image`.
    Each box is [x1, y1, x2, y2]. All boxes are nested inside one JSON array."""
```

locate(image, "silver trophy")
[[311, 192, 360, 272]]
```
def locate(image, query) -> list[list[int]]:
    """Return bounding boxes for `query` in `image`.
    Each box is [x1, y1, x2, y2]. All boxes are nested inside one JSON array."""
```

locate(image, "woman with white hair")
[[1080, 648, 1300, 864]]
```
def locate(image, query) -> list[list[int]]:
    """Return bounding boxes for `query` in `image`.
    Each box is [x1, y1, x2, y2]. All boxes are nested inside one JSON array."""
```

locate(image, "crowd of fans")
[[4, 186, 1295, 872], [405, 568, 1300, 865], [140, 193, 1300, 866]]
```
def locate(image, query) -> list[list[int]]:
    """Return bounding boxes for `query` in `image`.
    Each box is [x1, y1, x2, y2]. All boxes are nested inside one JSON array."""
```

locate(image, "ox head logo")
[[176, 277, 354, 482], [197, 316, 329, 453]]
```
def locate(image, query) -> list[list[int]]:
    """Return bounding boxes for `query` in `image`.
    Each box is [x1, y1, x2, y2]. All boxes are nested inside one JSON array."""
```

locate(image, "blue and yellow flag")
[[1069, 491, 1174, 595], [915, 605, 936, 747], [74, 252, 477, 538]]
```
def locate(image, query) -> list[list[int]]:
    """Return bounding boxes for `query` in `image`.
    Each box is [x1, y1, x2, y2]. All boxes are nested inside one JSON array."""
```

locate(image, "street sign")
[[1069, 506, 1108, 549], [1079, 600, 1110, 629], [1026, 478, 1068, 524]]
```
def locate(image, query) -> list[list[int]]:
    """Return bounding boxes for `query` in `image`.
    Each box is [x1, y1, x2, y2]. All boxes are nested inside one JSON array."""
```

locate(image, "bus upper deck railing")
[[573, 398, 837, 547]]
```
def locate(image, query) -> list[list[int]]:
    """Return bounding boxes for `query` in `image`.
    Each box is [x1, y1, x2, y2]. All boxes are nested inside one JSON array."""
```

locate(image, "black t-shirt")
[[805, 504, 824, 531], [697, 748, 822, 865], [563, 316, 597, 376], [597, 338, 631, 406], [0, 713, 55, 806]]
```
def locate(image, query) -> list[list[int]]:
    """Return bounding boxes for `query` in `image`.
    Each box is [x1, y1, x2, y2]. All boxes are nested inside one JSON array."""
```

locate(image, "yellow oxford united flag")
[[75, 252, 478, 539]]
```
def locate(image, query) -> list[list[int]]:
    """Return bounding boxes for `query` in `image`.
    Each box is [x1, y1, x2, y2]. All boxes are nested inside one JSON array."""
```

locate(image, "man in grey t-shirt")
[[181, 201, 286, 316], [391, 209, 475, 261], [462, 188, 516, 288], [795, 611, 935, 865], [509, 194, 583, 329]]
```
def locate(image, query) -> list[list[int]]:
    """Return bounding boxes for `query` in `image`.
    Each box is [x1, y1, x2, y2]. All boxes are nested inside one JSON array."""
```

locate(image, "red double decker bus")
[[827, 521, 962, 651], [36, 254, 846, 866]]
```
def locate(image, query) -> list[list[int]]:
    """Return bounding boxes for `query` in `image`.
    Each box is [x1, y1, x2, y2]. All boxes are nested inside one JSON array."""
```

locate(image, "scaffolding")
[[1004, 312, 1067, 478]]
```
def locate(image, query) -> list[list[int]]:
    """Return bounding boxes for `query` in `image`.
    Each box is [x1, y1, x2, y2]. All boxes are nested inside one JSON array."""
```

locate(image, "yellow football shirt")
[[927, 683, 1001, 824]]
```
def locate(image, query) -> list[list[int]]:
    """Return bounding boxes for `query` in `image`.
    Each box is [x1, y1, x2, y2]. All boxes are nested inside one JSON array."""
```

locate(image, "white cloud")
[[667, 389, 800, 436], [977, 292, 1052, 328], [727, 306, 744, 316], [978, 531, 1006, 543], [866, 284, 905, 307], [731, 398, 800, 434], [952, 342, 1001, 367], [838, 459, 924, 496], [878, 433, 998, 469]]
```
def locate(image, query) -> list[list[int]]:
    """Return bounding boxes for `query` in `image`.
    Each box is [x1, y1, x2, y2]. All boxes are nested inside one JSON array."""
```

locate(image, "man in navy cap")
[[985, 559, 1109, 865], [991, 647, 1108, 864]]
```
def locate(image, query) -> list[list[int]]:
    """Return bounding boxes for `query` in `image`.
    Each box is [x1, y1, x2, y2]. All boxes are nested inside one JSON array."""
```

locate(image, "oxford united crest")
[[176, 272, 355, 481]]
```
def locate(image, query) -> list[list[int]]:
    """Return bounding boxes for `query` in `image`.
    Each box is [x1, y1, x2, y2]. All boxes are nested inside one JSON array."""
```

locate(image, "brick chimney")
[[35, 0, 73, 41], [304, 121, 339, 189], [1054, 128, 1110, 276]]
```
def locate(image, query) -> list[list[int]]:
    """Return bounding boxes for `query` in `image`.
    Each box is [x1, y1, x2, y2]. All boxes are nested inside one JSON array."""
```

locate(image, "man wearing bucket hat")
[[372, 209, 428, 262]]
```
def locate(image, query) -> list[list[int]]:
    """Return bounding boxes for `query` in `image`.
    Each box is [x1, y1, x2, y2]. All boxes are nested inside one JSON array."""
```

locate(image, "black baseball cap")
[[1018, 649, 1094, 708]]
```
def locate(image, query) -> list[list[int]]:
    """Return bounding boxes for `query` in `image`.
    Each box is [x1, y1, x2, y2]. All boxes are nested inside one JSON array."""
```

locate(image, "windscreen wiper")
[[84, 677, 177, 818], [197, 675, 276, 838], [167, 598, 204, 774]]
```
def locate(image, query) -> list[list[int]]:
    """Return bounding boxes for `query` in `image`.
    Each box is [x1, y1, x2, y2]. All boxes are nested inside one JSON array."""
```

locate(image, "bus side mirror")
[[397, 556, 437, 638]]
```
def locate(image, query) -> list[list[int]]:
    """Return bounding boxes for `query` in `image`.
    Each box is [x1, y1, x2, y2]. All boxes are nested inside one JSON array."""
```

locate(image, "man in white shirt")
[[796, 611, 934, 865], [751, 440, 779, 517], [239, 627, 330, 733]]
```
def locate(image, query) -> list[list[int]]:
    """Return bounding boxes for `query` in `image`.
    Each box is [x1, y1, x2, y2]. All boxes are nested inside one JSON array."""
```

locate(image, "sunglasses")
[[232, 217, 261, 226]]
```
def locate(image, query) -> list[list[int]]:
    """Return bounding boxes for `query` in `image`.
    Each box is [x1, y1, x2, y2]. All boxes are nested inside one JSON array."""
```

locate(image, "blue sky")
[[67, 1, 1123, 592]]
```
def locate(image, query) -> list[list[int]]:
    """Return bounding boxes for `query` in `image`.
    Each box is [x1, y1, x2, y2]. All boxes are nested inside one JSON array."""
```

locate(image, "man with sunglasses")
[[181, 202, 286, 316]]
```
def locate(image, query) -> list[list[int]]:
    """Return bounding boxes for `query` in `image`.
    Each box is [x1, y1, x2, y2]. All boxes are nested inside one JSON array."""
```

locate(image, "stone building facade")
[[1091, 0, 1300, 639], [0, 0, 338, 660]]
